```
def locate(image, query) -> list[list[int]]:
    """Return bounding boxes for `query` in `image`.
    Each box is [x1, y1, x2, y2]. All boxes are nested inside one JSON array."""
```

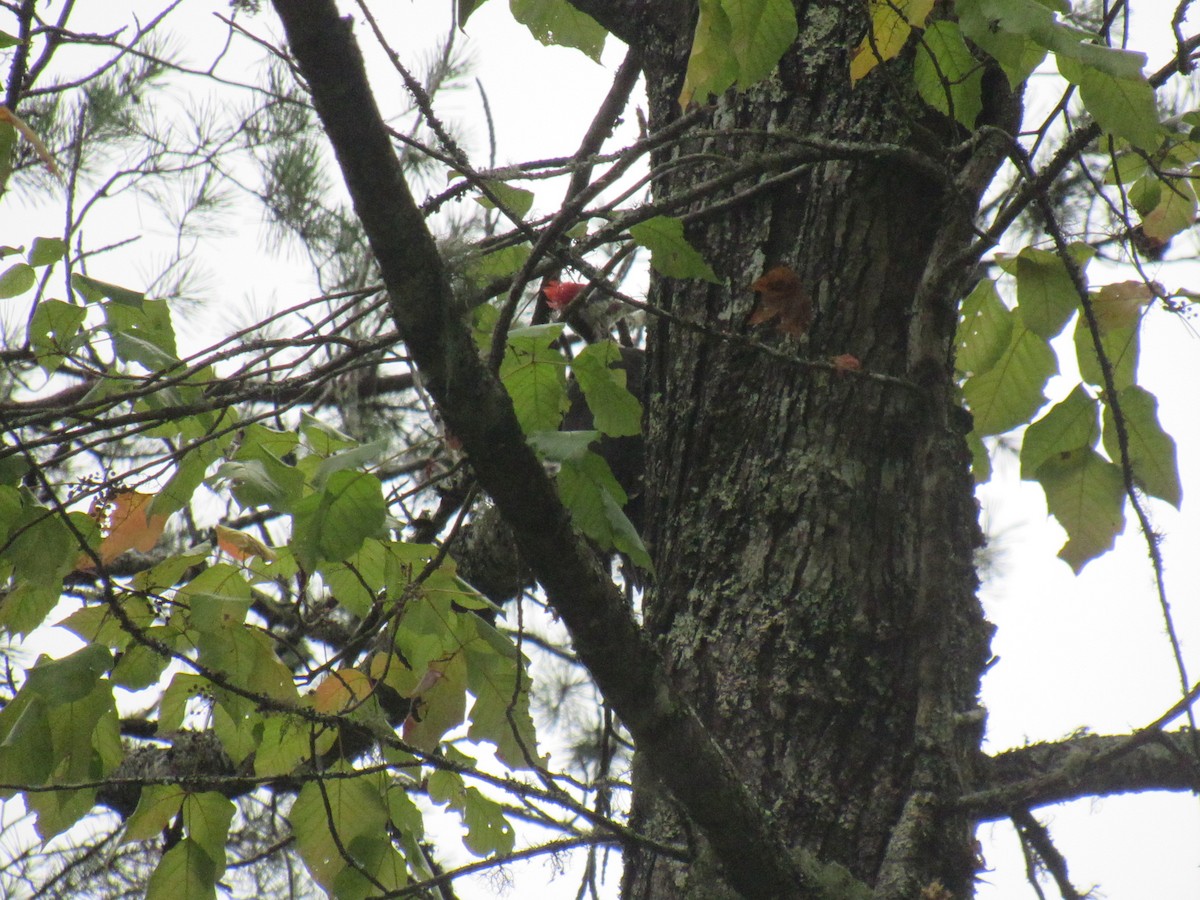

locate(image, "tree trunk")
[[622, 10, 1014, 897]]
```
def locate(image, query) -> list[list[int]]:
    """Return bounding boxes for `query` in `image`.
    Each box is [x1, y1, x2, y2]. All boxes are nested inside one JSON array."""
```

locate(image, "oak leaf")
[[748, 266, 812, 337]]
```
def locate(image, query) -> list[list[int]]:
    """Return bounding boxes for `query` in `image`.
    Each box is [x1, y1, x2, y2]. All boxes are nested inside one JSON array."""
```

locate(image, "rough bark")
[[621, 4, 1015, 897]]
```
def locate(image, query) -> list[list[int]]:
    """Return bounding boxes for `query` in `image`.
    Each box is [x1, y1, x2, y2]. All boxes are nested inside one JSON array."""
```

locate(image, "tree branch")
[[963, 732, 1200, 820], [267, 2, 855, 897]]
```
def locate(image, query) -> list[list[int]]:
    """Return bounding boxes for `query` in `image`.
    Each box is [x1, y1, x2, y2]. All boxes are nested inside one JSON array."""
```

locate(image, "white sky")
[[6, 1, 1200, 897]]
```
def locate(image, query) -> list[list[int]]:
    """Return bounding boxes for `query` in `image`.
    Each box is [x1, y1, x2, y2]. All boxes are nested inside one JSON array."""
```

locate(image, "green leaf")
[[557, 449, 625, 535], [1035, 447, 1125, 573], [1074, 313, 1138, 390], [133, 548, 209, 593], [292, 766, 407, 898], [179, 563, 253, 628], [202, 626, 295, 703], [955, 279, 1013, 377], [25, 644, 114, 703], [0, 694, 53, 794], [555, 450, 651, 570], [459, 0, 489, 26], [1020, 384, 1099, 480], [571, 341, 643, 437], [111, 643, 168, 690], [1045, 28, 1147, 80], [1127, 174, 1162, 216], [1140, 177, 1197, 241], [629, 215, 720, 283], [602, 489, 653, 571], [1012, 247, 1080, 340], [500, 331, 568, 434], [300, 412, 358, 456], [466, 242, 531, 284], [957, 0, 1046, 87], [27, 679, 122, 838], [395, 594, 465, 677], [291, 470, 387, 570], [678, 0, 738, 106], [103, 297, 179, 369], [1057, 55, 1161, 151], [28, 299, 87, 374], [460, 787, 515, 857], [474, 181, 534, 218], [0, 501, 81, 636], [320, 538, 427, 618], [313, 438, 388, 488], [153, 433, 235, 517], [211, 692, 262, 764], [125, 785, 186, 842], [728, 0, 798, 87], [254, 713, 315, 777], [71, 273, 144, 306], [215, 454, 304, 514], [509, 0, 606, 62], [27, 237, 66, 267], [461, 616, 541, 768], [1103, 386, 1181, 508], [428, 768, 464, 805], [0, 262, 35, 298], [962, 309, 1057, 436], [914, 21, 983, 129], [182, 792, 234, 877], [145, 838, 217, 900], [0, 31, 23, 49], [59, 594, 155, 647]]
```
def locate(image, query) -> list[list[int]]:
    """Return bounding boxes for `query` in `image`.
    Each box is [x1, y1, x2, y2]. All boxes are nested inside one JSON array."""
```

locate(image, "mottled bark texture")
[[620, 3, 1014, 897]]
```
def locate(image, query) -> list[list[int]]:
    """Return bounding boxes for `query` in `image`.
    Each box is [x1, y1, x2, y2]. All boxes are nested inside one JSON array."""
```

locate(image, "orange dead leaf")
[[215, 524, 276, 562], [748, 266, 812, 338], [830, 353, 862, 373], [75, 490, 168, 571], [312, 668, 373, 714], [0, 105, 60, 177]]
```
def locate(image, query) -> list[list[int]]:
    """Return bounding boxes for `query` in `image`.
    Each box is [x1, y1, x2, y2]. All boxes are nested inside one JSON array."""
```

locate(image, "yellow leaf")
[[850, 0, 935, 84]]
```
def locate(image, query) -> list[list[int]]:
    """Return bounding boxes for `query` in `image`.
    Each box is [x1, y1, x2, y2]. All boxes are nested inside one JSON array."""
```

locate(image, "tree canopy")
[[1, 0, 1199, 897]]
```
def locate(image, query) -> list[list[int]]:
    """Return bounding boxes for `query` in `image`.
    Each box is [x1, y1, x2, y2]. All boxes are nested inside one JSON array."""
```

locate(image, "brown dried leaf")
[[749, 266, 812, 337], [0, 105, 60, 177], [1092, 280, 1155, 332]]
